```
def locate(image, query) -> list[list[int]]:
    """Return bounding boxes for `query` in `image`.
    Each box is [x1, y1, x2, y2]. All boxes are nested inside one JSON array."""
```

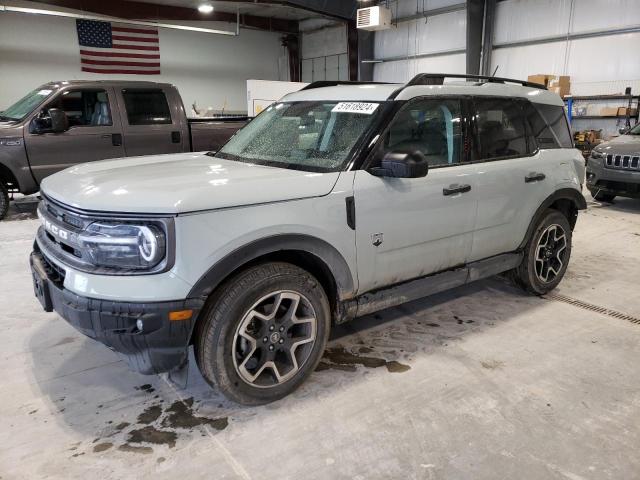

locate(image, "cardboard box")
[[527, 74, 570, 97], [548, 76, 570, 97], [527, 74, 551, 86], [617, 107, 638, 116], [600, 107, 619, 117]]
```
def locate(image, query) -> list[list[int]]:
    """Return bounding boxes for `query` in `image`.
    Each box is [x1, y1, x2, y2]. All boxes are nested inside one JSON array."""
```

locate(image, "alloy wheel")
[[232, 290, 317, 388], [534, 224, 567, 283]]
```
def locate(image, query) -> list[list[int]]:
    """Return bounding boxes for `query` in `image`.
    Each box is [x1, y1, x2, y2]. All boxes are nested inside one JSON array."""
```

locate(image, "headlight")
[[591, 149, 604, 159], [78, 222, 166, 270]]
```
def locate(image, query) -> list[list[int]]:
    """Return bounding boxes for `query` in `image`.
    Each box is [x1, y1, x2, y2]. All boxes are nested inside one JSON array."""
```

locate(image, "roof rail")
[[300, 80, 394, 91], [388, 73, 547, 99]]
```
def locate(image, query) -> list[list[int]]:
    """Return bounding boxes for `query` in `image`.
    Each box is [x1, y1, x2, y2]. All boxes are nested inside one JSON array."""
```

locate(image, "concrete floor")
[[1, 193, 639, 480]]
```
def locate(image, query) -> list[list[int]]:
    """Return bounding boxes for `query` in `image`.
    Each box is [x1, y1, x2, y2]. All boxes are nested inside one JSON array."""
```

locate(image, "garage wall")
[[491, 0, 640, 95], [300, 20, 349, 82], [0, 1, 288, 113], [371, 0, 467, 82], [370, 0, 640, 93]]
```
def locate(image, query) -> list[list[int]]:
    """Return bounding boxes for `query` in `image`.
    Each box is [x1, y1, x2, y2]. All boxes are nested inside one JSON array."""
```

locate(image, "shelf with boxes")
[[563, 93, 639, 129]]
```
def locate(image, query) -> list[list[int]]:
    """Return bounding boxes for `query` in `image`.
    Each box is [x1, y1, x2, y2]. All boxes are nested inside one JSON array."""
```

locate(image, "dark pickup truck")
[[0, 80, 247, 219]]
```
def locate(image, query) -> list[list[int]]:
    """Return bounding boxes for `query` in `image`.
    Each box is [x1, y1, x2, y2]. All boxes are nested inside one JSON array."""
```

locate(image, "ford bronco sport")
[[30, 74, 586, 405]]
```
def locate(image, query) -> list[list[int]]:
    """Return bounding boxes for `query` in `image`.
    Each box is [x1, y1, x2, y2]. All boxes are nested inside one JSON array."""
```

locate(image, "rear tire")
[[511, 209, 572, 295], [589, 189, 615, 203], [0, 182, 9, 220], [194, 262, 330, 405]]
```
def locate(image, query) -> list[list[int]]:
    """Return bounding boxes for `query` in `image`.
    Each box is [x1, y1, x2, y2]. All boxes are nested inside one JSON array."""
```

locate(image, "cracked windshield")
[[214, 101, 383, 172]]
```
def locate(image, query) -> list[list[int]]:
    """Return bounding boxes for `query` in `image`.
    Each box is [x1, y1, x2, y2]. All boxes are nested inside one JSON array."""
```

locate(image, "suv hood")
[[41, 152, 341, 214], [598, 134, 640, 155]]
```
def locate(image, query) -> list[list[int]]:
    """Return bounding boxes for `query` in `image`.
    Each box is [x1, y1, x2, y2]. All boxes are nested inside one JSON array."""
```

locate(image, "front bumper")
[[586, 156, 640, 198], [30, 249, 204, 374]]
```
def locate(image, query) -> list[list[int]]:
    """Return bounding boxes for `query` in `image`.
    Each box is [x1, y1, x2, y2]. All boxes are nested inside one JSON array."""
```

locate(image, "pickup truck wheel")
[[511, 209, 572, 295], [589, 189, 615, 203], [195, 262, 330, 405], [0, 182, 9, 220]]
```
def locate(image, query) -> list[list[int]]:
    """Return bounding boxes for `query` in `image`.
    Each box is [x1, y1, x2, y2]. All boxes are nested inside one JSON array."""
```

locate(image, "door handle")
[[443, 184, 471, 196], [102, 133, 122, 146], [525, 172, 546, 183]]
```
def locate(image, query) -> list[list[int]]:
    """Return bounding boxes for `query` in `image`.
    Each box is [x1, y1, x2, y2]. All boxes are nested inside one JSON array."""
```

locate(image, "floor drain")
[[543, 293, 640, 325]]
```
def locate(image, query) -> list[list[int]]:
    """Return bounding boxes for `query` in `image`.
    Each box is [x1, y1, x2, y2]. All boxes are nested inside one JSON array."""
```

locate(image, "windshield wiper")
[[212, 151, 244, 161], [0, 114, 17, 122]]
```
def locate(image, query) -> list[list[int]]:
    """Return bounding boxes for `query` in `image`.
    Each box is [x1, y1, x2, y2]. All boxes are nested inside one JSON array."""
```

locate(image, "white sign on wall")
[[247, 79, 308, 117]]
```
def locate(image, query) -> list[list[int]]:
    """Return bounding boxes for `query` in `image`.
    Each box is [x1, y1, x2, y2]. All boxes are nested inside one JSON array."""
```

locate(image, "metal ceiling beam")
[[280, 0, 357, 21], [392, 2, 466, 24], [0, 5, 237, 35], [493, 25, 640, 49], [34, 0, 299, 33]]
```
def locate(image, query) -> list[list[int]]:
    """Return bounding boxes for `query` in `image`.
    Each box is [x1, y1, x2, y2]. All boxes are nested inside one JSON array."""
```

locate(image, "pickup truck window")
[[215, 101, 383, 173], [1, 87, 54, 121], [474, 98, 528, 160], [384, 99, 462, 167], [122, 89, 172, 125], [45, 89, 112, 127]]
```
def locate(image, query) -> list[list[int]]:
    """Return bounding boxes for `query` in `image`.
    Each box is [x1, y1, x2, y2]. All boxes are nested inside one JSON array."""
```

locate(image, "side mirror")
[[370, 150, 429, 178], [48, 108, 69, 133], [619, 128, 629, 135]]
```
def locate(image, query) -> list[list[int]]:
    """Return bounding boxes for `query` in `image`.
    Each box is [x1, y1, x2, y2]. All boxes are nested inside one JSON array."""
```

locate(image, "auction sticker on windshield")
[[332, 102, 379, 115]]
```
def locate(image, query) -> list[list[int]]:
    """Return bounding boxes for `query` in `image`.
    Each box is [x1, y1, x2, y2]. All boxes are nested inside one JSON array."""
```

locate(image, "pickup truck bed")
[[188, 117, 247, 152]]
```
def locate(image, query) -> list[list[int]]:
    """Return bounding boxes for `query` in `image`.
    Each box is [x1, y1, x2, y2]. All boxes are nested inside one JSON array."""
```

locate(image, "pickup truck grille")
[[605, 154, 640, 171]]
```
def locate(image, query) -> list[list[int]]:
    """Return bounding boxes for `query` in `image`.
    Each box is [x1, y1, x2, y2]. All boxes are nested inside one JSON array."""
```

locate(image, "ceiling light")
[[198, 4, 214, 14]]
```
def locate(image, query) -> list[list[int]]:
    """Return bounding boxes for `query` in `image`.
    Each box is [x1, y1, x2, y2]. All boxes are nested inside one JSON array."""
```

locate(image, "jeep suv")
[[586, 122, 640, 202], [30, 74, 586, 405]]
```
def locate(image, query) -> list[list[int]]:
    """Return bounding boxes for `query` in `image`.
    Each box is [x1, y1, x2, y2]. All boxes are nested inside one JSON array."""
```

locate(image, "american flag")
[[76, 19, 161, 75]]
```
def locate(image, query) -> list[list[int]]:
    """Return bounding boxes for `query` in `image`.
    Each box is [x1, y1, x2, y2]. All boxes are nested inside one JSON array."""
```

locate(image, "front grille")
[[45, 199, 89, 230], [605, 153, 640, 171]]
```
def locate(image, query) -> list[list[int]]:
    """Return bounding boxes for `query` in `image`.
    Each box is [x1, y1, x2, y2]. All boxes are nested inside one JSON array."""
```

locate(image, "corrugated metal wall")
[[492, 0, 640, 95], [372, 0, 640, 95], [301, 20, 349, 82], [373, 0, 466, 82]]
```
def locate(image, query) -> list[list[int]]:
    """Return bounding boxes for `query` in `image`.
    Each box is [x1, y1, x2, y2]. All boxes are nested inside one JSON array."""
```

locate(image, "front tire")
[[511, 209, 572, 295], [0, 182, 9, 220], [195, 262, 330, 405]]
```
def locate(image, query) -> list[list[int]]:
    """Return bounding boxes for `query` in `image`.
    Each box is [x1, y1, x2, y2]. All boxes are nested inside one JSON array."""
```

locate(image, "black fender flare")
[[187, 234, 356, 301], [518, 188, 587, 249]]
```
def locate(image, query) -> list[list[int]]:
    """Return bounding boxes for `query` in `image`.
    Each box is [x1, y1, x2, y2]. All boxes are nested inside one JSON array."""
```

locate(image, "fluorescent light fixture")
[[198, 3, 214, 14]]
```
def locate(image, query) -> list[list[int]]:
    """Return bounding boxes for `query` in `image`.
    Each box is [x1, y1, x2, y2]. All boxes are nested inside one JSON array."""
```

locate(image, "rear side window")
[[531, 103, 572, 148], [473, 98, 528, 160], [122, 89, 172, 125]]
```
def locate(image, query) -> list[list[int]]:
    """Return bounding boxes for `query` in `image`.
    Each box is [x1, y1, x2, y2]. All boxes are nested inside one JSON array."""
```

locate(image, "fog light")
[[136, 319, 144, 331]]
